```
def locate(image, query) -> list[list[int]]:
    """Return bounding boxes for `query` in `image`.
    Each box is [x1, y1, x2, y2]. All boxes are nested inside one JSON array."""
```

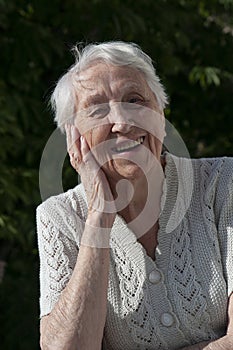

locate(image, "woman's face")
[[74, 62, 165, 184]]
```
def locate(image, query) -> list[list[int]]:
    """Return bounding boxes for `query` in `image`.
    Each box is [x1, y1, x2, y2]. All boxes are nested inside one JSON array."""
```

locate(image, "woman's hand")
[[65, 124, 116, 230]]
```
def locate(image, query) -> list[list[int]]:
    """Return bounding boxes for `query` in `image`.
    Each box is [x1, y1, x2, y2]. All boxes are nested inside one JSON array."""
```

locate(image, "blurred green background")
[[0, 0, 232, 348]]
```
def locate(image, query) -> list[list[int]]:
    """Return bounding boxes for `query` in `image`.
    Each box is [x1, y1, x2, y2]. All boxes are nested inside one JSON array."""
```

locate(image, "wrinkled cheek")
[[83, 128, 103, 149], [75, 115, 112, 136], [83, 130, 113, 167], [148, 135, 163, 158]]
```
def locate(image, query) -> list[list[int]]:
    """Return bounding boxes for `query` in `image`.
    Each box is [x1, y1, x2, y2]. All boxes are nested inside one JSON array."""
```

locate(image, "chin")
[[105, 160, 145, 181]]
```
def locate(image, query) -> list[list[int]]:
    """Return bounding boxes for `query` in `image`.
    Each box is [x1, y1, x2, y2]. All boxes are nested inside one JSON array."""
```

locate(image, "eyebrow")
[[80, 81, 147, 108]]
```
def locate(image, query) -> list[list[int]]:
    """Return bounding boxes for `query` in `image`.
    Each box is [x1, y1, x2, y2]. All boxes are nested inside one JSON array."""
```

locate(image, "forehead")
[[78, 62, 147, 84], [75, 63, 152, 103]]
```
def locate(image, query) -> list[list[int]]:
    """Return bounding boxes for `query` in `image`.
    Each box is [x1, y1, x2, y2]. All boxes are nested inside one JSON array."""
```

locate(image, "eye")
[[124, 96, 145, 110], [87, 105, 110, 118], [128, 97, 143, 104]]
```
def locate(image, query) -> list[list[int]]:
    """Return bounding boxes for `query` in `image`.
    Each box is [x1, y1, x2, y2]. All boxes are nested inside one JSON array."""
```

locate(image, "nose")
[[108, 103, 134, 134]]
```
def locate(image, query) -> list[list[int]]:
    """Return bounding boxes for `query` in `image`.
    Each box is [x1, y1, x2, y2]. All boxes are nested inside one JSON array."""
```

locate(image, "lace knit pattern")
[[37, 154, 233, 349], [168, 216, 214, 342], [109, 239, 166, 349]]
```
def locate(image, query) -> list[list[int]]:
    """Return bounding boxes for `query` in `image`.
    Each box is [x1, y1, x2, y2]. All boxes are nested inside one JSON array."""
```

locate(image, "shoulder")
[[192, 155, 233, 175], [191, 156, 233, 194], [36, 183, 88, 230], [186, 156, 233, 220], [167, 153, 233, 187], [165, 153, 233, 209]]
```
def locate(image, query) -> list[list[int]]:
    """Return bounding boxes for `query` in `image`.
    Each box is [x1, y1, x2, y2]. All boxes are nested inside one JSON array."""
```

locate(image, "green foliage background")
[[0, 0, 232, 348]]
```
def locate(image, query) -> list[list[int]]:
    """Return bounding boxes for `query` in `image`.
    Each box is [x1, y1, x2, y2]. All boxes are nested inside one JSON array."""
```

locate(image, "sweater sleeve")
[[215, 157, 233, 297], [36, 196, 83, 318]]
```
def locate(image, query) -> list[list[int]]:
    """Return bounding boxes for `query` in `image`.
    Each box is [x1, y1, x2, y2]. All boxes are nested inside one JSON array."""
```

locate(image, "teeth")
[[115, 137, 144, 152]]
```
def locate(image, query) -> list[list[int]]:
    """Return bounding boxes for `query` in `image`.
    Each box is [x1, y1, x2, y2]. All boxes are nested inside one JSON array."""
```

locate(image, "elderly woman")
[[37, 41, 233, 350]]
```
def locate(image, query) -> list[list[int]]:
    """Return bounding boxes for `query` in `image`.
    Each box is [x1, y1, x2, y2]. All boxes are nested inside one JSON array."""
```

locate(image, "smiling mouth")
[[112, 136, 145, 153]]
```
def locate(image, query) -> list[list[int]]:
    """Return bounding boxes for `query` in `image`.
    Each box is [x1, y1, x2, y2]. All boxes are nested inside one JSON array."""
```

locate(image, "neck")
[[110, 160, 164, 225], [107, 169, 146, 219], [116, 176, 148, 223], [110, 160, 165, 260]]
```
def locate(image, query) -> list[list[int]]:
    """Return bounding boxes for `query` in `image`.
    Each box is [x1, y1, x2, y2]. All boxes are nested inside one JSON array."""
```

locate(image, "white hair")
[[51, 41, 169, 131]]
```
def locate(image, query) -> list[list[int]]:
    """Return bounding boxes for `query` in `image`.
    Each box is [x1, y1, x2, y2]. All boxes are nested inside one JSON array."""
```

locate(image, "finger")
[[80, 135, 89, 161], [65, 124, 72, 151], [70, 154, 82, 171], [70, 125, 81, 161], [80, 136, 99, 171], [71, 125, 81, 144], [71, 125, 81, 150]]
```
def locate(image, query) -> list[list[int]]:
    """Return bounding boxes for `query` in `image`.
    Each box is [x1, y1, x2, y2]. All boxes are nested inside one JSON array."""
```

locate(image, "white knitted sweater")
[[37, 153, 233, 350]]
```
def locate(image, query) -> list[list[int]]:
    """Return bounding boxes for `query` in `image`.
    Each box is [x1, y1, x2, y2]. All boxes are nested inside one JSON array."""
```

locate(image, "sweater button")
[[149, 270, 161, 284], [161, 313, 174, 327]]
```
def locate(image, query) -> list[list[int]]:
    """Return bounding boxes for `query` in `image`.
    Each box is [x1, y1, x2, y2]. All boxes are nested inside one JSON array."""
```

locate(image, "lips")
[[112, 136, 145, 153]]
